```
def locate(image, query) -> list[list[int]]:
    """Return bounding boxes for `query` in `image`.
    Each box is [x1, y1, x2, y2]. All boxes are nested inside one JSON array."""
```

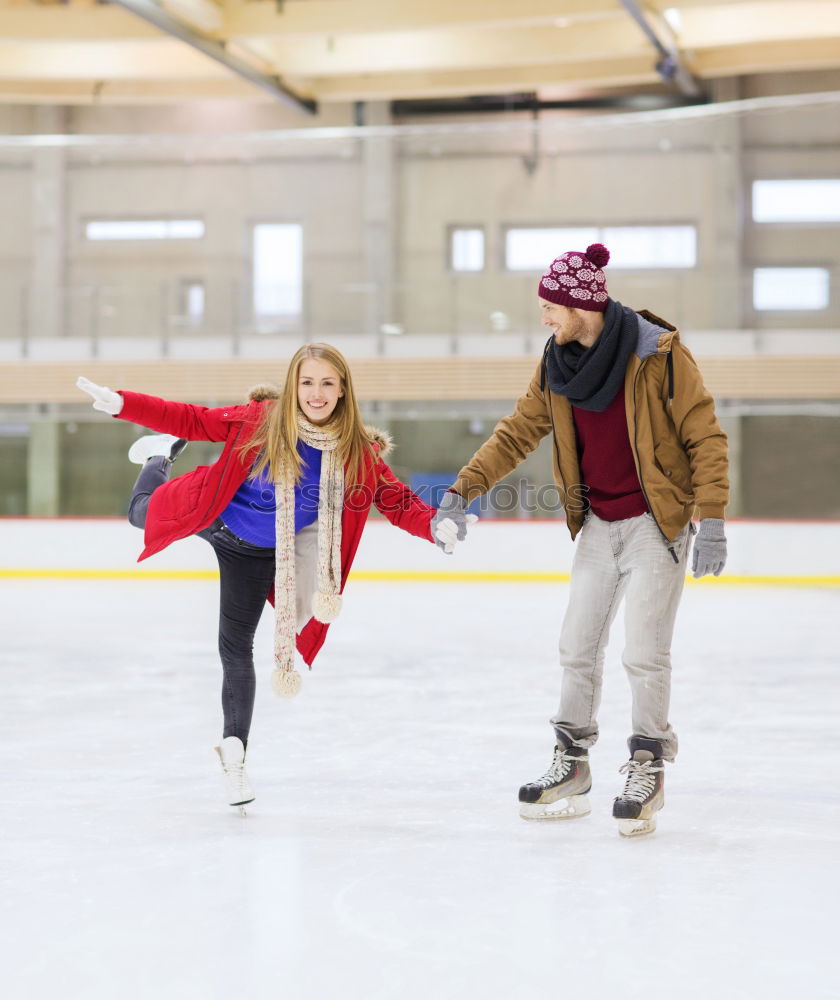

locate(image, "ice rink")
[[3, 520, 839, 999]]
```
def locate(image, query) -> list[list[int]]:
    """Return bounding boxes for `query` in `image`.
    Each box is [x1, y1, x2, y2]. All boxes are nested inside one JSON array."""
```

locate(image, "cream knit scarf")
[[271, 416, 344, 698]]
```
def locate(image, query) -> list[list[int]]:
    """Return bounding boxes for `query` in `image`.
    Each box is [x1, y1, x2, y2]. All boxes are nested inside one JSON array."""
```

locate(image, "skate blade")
[[237, 805, 248, 818], [520, 794, 591, 821], [617, 816, 656, 837]]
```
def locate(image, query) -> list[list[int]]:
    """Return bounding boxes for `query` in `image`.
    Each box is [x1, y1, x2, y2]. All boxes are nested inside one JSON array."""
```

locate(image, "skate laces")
[[618, 759, 663, 802], [222, 759, 251, 794], [534, 747, 576, 787]]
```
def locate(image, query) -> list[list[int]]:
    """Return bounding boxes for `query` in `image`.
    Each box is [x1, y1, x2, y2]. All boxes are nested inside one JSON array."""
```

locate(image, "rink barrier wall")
[[2, 570, 839, 586], [2, 518, 839, 587]]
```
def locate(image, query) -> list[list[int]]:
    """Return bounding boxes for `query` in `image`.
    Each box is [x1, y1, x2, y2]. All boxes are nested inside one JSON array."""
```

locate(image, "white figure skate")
[[215, 736, 255, 817], [128, 434, 187, 465]]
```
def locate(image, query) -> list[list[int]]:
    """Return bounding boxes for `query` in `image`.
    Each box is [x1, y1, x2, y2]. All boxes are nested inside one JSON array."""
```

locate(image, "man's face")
[[539, 298, 587, 345]]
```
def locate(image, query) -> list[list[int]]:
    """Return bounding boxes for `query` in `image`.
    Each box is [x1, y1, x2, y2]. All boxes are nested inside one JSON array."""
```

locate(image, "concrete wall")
[[0, 89, 838, 352], [1, 86, 839, 517]]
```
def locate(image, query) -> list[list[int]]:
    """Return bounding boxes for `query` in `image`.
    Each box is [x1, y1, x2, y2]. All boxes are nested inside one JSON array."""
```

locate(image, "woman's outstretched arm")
[[76, 376, 234, 443]]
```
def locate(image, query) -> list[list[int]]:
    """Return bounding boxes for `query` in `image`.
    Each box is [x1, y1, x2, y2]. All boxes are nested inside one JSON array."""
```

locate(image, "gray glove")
[[691, 518, 727, 578], [431, 491, 477, 554]]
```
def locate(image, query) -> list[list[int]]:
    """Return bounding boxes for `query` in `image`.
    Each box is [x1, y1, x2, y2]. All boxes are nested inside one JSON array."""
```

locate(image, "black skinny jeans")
[[129, 458, 274, 745]]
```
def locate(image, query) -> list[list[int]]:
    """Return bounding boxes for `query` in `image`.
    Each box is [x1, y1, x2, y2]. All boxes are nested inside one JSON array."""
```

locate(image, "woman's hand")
[[76, 376, 123, 415], [432, 492, 478, 553]]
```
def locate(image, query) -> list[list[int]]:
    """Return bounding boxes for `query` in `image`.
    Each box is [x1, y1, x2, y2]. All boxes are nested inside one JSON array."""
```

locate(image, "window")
[[85, 219, 204, 241], [252, 223, 303, 320], [506, 228, 597, 271], [504, 225, 696, 270], [753, 180, 840, 223], [753, 268, 830, 311], [450, 228, 485, 272], [179, 280, 205, 326]]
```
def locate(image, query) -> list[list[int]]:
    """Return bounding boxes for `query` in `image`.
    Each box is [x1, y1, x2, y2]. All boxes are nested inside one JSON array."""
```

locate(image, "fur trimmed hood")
[[365, 425, 393, 459], [247, 383, 281, 402], [246, 384, 393, 459]]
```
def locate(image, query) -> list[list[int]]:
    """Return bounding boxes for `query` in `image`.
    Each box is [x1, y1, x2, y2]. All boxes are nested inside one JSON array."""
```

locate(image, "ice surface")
[[3, 575, 839, 999]]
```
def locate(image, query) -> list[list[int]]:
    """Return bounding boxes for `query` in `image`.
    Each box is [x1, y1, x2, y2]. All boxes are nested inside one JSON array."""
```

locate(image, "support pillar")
[[710, 79, 745, 329], [28, 106, 68, 348], [27, 419, 60, 516], [718, 413, 742, 517], [360, 102, 397, 353]]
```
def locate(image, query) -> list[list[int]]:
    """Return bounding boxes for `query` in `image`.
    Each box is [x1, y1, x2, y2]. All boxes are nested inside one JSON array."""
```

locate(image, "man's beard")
[[554, 314, 585, 345]]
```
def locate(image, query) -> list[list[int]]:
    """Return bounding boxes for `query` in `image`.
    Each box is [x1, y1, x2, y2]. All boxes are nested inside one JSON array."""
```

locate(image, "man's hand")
[[76, 376, 123, 415], [691, 518, 727, 578], [431, 491, 478, 554]]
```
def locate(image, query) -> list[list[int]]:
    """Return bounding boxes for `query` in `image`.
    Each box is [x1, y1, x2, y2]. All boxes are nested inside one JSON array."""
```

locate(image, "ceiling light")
[[663, 8, 682, 32]]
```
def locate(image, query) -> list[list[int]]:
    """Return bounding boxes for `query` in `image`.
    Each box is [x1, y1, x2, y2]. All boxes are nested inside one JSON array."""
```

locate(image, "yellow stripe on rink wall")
[[1, 568, 839, 587], [0, 569, 218, 581]]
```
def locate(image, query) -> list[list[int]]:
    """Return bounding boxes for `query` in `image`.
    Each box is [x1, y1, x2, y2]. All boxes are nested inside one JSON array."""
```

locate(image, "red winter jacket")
[[116, 390, 435, 666]]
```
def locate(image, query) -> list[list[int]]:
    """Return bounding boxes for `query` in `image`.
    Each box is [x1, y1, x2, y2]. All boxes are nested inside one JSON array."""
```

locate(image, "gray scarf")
[[543, 299, 639, 412]]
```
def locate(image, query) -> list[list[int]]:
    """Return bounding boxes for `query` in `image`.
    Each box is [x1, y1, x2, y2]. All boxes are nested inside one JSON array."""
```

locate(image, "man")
[[431, 243, 728, 837]]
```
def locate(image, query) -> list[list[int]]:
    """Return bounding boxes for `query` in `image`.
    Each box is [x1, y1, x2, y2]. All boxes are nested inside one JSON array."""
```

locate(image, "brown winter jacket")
[[453, 310, 729, 544]]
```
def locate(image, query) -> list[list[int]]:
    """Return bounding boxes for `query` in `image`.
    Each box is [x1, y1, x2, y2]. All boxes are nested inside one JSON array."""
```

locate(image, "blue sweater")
[[220, 441, 321, 547]]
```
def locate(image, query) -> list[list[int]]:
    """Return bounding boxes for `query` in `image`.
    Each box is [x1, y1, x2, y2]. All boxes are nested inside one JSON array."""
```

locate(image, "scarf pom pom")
[[271, 668, 302, 699], [312, 591, 342, 623]]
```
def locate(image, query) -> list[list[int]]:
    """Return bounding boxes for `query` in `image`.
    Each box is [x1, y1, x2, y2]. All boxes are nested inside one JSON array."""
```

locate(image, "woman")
[[76, 343, 469, 814]]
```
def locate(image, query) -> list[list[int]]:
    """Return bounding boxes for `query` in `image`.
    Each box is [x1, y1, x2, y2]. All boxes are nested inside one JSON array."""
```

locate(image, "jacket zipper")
[[201, 422, 244, 526], [543, 366, 573, 529], [631, 354, 679, 563]]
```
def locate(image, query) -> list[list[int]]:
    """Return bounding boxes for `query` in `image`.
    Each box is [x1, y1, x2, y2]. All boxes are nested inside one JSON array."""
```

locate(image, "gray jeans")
[[550, 512, 691, 761]]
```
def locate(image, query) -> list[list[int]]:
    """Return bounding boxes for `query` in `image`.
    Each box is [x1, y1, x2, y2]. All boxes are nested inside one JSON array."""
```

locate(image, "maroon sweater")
[[572, 389, 648, 521]]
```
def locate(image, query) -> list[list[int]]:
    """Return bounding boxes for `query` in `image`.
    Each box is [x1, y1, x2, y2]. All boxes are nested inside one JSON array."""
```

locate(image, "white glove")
[[76, 376, 123, 415], [434, 513, 478, 554]]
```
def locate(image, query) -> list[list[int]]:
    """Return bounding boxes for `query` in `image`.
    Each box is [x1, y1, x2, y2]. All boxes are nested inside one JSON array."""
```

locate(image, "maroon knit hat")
[[538, 243, 611, 312]]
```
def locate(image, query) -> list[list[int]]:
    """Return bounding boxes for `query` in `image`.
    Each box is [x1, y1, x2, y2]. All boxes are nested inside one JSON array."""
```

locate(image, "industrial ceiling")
[[0, 0, 838, 113]]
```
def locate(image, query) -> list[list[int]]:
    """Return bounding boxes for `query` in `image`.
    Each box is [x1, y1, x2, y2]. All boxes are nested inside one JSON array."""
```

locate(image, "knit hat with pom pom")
[[538, 243, 611, 312]]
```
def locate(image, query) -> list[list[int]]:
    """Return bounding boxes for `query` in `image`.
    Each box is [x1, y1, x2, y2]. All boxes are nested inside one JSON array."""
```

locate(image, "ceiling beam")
[[222, 0, 756, 37], [300, 56, 662, 103], [159, 0, 224, 34], [1, 0, 839, 107], [0, 41, 232, 80], [618, 0, 703, 95], [0, 7, 160, 39], [0, 78, 260, 105], [694, 35, 840, 76], [111, 0, 316, 112], [681, 1, 840, 46], [240, 19, 649, 77]]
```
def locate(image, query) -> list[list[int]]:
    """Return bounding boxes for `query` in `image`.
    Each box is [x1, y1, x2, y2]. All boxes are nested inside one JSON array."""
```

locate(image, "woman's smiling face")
[[297, 358, 344, 425]]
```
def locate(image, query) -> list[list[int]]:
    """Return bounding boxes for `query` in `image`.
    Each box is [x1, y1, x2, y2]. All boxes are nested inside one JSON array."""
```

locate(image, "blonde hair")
[[243, 342, 376, 490]]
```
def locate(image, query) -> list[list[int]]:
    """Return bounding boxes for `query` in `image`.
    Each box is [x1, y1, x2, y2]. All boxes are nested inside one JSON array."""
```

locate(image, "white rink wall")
[[2, 517, 839, 581]]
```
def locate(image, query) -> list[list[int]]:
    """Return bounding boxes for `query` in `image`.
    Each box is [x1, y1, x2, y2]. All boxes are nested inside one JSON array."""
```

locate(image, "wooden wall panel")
[[1, 356, 839, 404]]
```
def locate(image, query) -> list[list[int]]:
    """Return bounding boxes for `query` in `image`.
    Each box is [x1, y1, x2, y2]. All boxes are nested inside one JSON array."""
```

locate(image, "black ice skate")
[[518, 736, 591, 820], [612, 737, 665, 838]]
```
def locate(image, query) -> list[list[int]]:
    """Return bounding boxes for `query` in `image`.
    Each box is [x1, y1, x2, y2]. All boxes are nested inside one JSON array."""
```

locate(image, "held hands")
[[76, 376, 123, 415], [432, 491, 478, 554], [691, 518, 727, 578]]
